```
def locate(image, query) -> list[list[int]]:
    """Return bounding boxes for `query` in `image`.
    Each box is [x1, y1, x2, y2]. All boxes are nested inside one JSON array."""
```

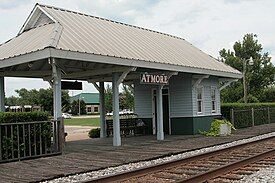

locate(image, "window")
[[87, 107, 92, 113], [94, 107, 99, 113], [197, 87, 203, 114], [211, 87, 217, 113]]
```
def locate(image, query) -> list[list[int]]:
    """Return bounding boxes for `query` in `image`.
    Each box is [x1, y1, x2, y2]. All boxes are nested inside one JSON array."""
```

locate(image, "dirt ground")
[[65, 125, 97, 141]]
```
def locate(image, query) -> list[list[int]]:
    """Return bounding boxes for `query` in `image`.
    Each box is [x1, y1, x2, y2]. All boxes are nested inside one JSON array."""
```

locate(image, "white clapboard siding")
[[169, 74, 193, 118], [134, 81, 154, 118], [192, 77, 221, 116]]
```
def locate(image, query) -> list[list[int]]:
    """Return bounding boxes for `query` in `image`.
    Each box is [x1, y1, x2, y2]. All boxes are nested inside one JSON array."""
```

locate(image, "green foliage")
[[221, 103, 275, 128], [70, 100, 86, 115], [219, 33, 275, 102], [88, 128, 100, 138], [0, 112, 51, 160], [258, 86, 275, 102], [120, 85, 134, 110], [105, 84, 113, 113], [5, 88, 71, 114], [237, 94, 260, 103], [221, 102, 275, 119], [0, 111, 49, 124], [200, 119, 235, 137]]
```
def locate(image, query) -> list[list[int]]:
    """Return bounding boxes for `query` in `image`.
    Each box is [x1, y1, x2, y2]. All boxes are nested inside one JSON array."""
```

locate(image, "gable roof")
[[0, 3, 242, 78], [70, 93, 99, 104]]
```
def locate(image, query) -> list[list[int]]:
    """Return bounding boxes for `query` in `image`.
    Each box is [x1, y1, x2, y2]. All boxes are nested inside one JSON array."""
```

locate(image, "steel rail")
[[177, 148, 275, 183], [84, 136, 275, 183]]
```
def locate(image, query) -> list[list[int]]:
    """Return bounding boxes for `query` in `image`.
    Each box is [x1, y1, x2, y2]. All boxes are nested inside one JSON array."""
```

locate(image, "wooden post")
[[156, 85, 164, 141], [112, 73, 121, 146], [0, 77, 5, 112], [251, 108, 255, 127], [57, 117, 65, 153], [230, 108, 234, 127], [267, 107, 271, 124], [0, 125, 2, 161]]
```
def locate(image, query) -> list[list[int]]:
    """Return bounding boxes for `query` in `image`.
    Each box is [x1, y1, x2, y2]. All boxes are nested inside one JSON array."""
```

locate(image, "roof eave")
[[50, 48, 243, 79], [0, 48, 51, 69]]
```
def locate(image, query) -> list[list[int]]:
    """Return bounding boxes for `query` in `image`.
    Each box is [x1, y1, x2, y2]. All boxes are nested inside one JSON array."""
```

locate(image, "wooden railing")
[[0, 118, 64, 163]]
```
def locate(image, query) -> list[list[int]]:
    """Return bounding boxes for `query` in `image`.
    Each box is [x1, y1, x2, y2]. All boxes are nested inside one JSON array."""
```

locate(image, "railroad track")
[[85, 136, 275, 183]]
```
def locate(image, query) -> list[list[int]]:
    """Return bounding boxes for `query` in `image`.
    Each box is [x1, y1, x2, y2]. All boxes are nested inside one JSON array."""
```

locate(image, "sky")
[[0, 0, 274, 97]]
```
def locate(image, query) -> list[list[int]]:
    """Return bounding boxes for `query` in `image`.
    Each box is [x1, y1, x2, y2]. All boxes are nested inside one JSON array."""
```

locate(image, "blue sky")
[[0, 0, 274, 96]]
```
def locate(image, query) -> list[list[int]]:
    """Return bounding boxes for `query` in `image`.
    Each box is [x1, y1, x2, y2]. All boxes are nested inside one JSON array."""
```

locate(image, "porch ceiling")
[[0, 58, 157, 82]]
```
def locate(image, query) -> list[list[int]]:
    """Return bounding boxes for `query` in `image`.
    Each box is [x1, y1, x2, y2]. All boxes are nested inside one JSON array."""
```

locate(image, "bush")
[[221, 103, 275, 120], [0, 112, 51, 161], [88, 128, 100, 138], [200, 119, 235, 137], [221, 103, 275, 129], [0, 111, 49, 124]]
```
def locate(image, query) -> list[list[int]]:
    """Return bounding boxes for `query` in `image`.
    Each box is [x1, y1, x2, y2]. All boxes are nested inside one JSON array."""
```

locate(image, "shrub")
[[0, 112, 51, 161], [200, 119, 235, 137], [88, 128, 100, 138], [0, 111, 49, 124], [221, 103, 275, 129], [221, 103, 275, 120]]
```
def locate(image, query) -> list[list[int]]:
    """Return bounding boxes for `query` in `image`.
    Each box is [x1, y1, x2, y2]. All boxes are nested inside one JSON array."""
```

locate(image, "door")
[[152, 88, 170, 135]]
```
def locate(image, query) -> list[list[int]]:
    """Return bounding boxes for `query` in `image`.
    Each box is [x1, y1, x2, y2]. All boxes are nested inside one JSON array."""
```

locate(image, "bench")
[[106, 115, 146, 137]]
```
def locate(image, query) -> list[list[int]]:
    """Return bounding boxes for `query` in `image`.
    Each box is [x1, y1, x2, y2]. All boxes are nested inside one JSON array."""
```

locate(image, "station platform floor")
[[1, 123, 275, 182]]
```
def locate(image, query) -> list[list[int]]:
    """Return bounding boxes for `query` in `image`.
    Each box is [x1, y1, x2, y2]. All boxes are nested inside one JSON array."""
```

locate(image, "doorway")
[[152, 88, 170, 135]]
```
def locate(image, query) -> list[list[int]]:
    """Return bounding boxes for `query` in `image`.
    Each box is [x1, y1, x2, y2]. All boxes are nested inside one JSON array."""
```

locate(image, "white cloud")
[[0, 0, 274, 96]]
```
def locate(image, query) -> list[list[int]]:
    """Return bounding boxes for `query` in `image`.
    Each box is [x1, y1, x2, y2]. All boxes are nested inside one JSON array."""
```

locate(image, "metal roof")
[[0, 3, 242, 78], [70, 93, 99, 104], [0, 23, 55, 60]]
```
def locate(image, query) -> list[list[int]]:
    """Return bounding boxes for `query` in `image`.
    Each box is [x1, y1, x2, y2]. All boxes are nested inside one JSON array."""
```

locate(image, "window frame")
[[196, 86, 204, 115], [211, 86, 217, 113]]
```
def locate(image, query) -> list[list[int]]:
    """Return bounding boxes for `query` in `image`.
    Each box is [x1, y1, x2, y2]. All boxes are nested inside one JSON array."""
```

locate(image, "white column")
[[156, 85, 164, 140], [99, 82, 106, 138], [0, 77, 5, 112], [53, 66, 62, 120], [112, 73, 121, 146]]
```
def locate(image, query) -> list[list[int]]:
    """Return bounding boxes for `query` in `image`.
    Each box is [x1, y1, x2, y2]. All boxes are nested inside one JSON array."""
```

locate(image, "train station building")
[[0, 4, 242, 146]]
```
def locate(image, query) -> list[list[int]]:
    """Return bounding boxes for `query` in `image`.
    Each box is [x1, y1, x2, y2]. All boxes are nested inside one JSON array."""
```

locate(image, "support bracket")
[[91, 82, 100, 92], [117, 67, 137, 85], [192, 75, 209, 88], [219, 79, 238, 91]]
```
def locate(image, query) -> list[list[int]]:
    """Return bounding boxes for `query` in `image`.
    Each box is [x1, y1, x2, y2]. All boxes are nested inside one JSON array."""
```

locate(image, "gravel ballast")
[[44, 132, 275, 183], [234, 166, 275, 183]]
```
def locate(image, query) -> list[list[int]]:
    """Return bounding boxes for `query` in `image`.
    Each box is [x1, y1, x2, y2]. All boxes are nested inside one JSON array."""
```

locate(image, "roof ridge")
[[37, 3, 187, 42]]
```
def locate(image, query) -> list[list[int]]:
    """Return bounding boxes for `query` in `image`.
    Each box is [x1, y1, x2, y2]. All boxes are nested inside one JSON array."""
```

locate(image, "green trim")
[[171, 115, 220, 135], [171, 117, 194, 135]]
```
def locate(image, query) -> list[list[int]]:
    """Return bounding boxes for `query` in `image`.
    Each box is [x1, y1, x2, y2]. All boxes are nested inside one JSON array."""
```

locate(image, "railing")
[[0, 118, 64, 163], [230, 107, 275, 129]]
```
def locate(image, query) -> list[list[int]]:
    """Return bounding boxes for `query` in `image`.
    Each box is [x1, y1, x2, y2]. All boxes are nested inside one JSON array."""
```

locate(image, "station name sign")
[[140, 73, 169, 85]]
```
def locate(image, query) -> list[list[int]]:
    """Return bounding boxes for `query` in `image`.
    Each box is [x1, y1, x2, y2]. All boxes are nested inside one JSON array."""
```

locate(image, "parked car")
[[62, 113, 72, 119]]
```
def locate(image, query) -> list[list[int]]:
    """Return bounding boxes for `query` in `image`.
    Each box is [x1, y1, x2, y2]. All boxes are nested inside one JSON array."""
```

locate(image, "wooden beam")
[[63, 67, 130, 79]]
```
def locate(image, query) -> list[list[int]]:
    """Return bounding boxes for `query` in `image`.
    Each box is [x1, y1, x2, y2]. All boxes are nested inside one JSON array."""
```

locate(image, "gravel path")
[[234, 166, 275, 183], [43, 132, 275, 183]]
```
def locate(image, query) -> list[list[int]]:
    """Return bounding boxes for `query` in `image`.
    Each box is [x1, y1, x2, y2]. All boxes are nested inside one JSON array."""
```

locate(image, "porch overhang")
[[0, 48, 243, 80]]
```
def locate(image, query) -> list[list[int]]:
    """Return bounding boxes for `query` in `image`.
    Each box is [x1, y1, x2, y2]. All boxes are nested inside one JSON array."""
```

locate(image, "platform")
[[1, 123, 275, 183]]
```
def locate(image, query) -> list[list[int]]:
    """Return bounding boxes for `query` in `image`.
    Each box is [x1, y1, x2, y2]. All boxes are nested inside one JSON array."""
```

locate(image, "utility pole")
[[243, 57, 253, 104]]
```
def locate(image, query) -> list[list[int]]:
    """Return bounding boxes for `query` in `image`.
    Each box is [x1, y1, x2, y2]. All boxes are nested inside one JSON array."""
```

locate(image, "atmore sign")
[[140, 73, 169, 85]]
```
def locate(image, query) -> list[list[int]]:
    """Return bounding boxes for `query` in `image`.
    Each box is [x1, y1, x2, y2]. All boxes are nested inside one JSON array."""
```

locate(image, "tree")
[[70, 100, 86, 115], [15, 88, 39, 105], [5, 96, 20, 106], [219, 33, 275, 103], [120, 85, 134, 110], [105, 84, 113, 112], [5, 88, 71, 115]]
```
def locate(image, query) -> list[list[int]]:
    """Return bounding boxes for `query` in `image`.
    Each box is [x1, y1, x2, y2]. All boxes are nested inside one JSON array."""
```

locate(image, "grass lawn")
[[64, 118, 100, 126]]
